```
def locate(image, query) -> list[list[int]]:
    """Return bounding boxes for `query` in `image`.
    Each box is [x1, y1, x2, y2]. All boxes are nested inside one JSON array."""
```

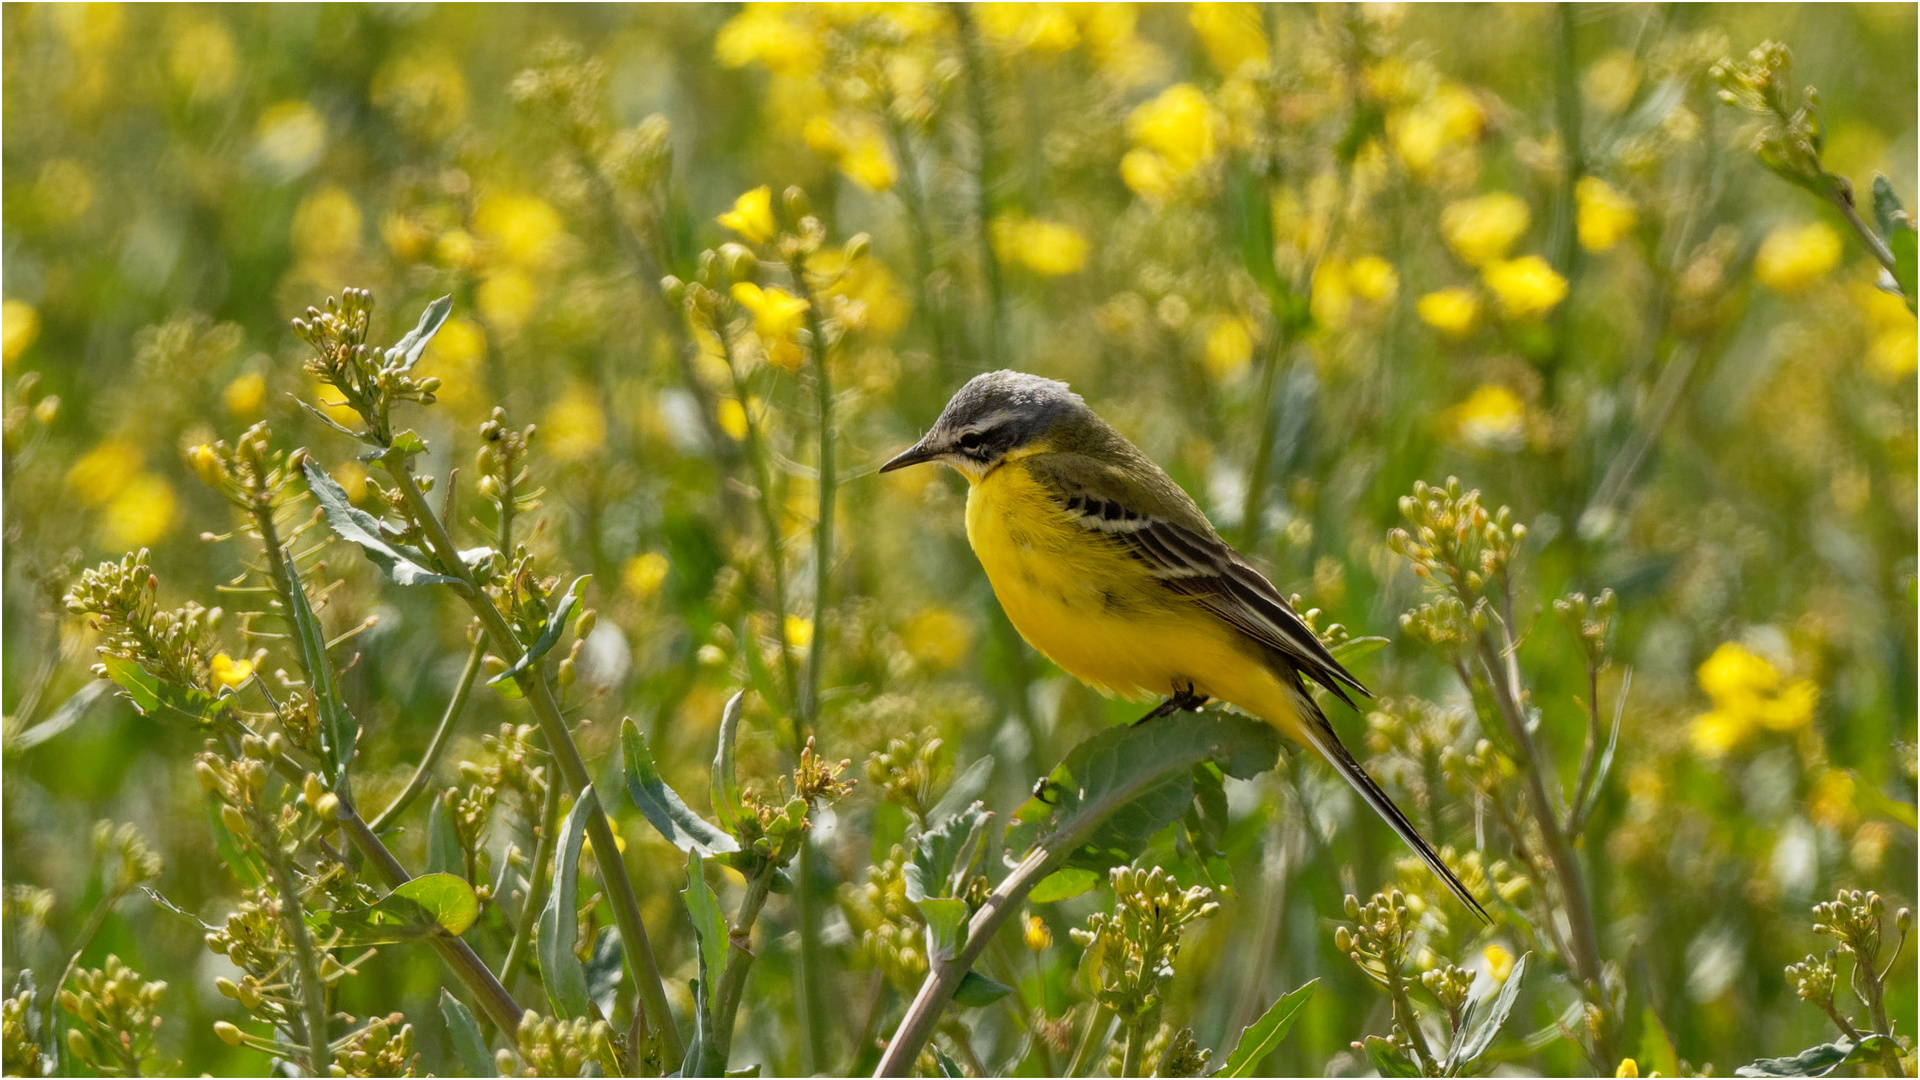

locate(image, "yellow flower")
[[542, 382, 607, 463], [623, 552, 670, 599], [1440, 192, 1530, 266], [1189, 3, 1268, 76], [1867, 325, 1917, 381], [67, 438, 143, 505], [1448, 384, 1526, 452], [731, 282, 810, 341], [475, 193, 564, 270], [1389, 86, 1484, 179], [1484, 944, 1515, 984], [1689, 707, 1751, 758], [1127, 84, 1215, 174], [1576, 177, 1637, 253], [423, 317, 488, 413], [718, 185, 777, 245], [717, 398, 749, 441], [256, 100, 326, 175], [168, 20, 236, 101], [1583, 49, 1641, 116], [3, 299, 41, 368], [991, 216, 1090, 276], [210, 654, 255, 691], [1809, 769, 1857, 830], [1483, 256, 1568, 320], [332, 462, 368, 502], [784, 614, 814, 649], [976, 4, 1079, 53], [715, 7, 822, 76], [435, 228, 480, 269], [223, 372, 267, 417], [101, 474, 178, 550], [1119, 148, 1181, 204], [291, 186, 363, 262], [805, 117, 899, 194], [1310, 261, 1352, 328], [477, 270, 538, 334], [1022, 914, 1053, 952], [1615, 1058, 1640, 1079], [1689, 642, 1820, 757], [186, 444, 227, 488], [1346, 256, 1399, 302], [1416, 288, 1478, 337], [1755, 221, 1842, 293], [1203, 315, 1254, 380], [903, 607, 972, 669]]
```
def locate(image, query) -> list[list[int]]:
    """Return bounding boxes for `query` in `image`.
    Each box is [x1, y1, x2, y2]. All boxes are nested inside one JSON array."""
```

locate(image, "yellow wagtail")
[[882, 370, 1488, 921]]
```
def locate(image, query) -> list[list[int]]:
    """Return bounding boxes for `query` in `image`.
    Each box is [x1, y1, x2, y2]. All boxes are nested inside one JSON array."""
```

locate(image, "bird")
[[880, 370, 1488, 922]]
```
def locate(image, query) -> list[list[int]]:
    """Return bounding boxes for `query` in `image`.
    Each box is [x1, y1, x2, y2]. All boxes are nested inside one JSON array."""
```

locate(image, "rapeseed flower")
[[1122, 83, 1215, 202], [784, 614, 814, 649], [222, 372, 266, 417], [1688, 642, 1819, 757], [1447, 384, 1526, 451], [1754, 221, 1841, 292], [1346, 256, 1400, 302], [474, 193, 564, 270], [718, 186, 777, 245], [1189, 3, 1268, 77], [1576, 177, 1636, 252], [1808, 769, 1857, 830], [1583, 49, 1640, 115], [542, 381, 607, 463], [714, 6, 822, 77], [1389, 85, 1484, 180], [290, 186, 362, 262], [731, 283, 810, 342], [991, 216, 1090, 276], [1440, 192, 1530, 266], [1482, 255, 1568, 319], [976, 4, 1079, 53], [1484, 944, 1515, 983], [101, 474, 178, 550], [3, 300, 40, 368], [209, 654, 254, 691], [804, 117, 898, 194], [477, 270, 537, 333], [423, 317, 487, 414], [1416, 287, 1478, 337], [168, 20, 236, 101], [903, 607, 972, 669], [1203, 315, 1254, 380], [67, 439, 143, 505], [623, 552, 669, 599]]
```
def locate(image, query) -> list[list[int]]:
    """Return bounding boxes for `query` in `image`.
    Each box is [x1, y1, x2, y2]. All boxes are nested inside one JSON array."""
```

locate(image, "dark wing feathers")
[[1058, 489, 1368, 707]]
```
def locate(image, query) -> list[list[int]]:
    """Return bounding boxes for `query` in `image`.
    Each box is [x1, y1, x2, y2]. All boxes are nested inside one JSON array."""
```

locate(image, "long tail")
[[1288, 685, 1492, 924]]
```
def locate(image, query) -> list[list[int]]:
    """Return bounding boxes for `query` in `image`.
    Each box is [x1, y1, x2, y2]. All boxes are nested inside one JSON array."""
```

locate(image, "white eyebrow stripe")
[[957, 409, 1021, 435]]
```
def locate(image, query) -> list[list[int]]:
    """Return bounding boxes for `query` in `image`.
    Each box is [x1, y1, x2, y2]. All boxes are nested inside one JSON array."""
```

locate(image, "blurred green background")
[[3, 3, 1914, 1076]]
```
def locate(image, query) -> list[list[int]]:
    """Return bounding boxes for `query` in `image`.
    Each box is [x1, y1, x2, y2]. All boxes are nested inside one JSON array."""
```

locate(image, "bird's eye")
[[957, 431, 984, 450]]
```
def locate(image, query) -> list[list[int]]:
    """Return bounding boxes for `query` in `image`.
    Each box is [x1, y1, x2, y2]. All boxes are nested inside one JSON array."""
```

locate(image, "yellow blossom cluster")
[[1121, 84, 1216, 204], [1688, 642, 1819, 758], [1754, 221, 1842, 293], [1444, 384, 1527, 452], [66, 438, 178, 549], [1575, 177, 1637, 253], [1420, 192, 1570, 329], [990, 216, 1090, 276]]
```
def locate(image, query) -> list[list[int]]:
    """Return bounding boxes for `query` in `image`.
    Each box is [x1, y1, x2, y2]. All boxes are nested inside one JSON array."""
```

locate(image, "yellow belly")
[[964, 460, 1307, 739]]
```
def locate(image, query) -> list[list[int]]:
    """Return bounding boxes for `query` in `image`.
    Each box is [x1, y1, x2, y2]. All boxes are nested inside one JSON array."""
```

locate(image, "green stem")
[[382, 461, 683, 1065], [1065, 1006, 1115, 1078], [709, 869, 777, 1070], [1119, 1013, 1152, 1078], [879, 112, 957, 380], [499, 764, 564, 995], [254, 806, 332, 1075], [1831, 189, 1901, 280], [368, 635, 486, 832], [719, 314, 799, 710], [1236, 331, 1286, 551]]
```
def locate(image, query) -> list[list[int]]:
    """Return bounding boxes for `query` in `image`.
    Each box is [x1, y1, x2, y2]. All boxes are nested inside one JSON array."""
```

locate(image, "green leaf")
[[585, 927, 624, 1015], [924, 756, 995, 827], [1736, 1035, 1899, 1078], [919, 897, 970, 963], [621, 718, 741, 856], [426, 792, 462, 878], [905, 801, 993, 903], [711, 691, 745, 836], [1872, 174, 1905, 240], [304, 460, 461, 587], [321, 873, 478, 945], [538, 787, 596, 1019], [101, 656, 229, 727], [282, 547, 357, 784], [931, 1046, 963, 1078], [489, 576, 590, 685], [439, 989, 496, 1078], [1219, 979, 1317, 1077], [952, 970, 1013, 1008], [1889, 225, 1917, 311], [387, 296, 453, 371], [1361, 1035, 1421, 1078], [1637, 1005, 1682, 1080], [1028, 868, 1101, 904], [1011, 713, 1280, 871], [682, 850, 730, 988], [1329, 635, 1391, 667], [1453, 952, 1528, 1067]]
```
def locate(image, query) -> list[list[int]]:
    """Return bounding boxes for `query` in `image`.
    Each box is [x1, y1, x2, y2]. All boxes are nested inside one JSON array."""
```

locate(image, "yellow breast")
[[963, 458, 1291, 718]]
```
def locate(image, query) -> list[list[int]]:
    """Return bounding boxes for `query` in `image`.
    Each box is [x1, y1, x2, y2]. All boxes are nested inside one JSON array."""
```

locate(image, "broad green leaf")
[[952, 970, 1013, 1008], [386, 296, 453, 371], [320, 873, 478, 945], [1637, 1005, 1682, 1080], [905, 801, 993, 903], [1736, 1035, 1899, 1078], [924, 756, 995, 827], [682, 851, 730, 987], [1220, 978, 1318, 1077], [1872, 174, 1905, 239], [711, 691, 745, 836], [489, 576, 590, 685], [585, 927, 624, 1016], [621, 718, 740, 856], [101, 656, 229, 727], [1454, 952, 1528, 1067], [426, 793, 462, 878], [538, 787, 596, 1019], [304, 460, 461, 587], [1329, 635, 1391, 667], [1361, 1035, 1421, 1078], [919, 897, 969, 963], [439, 989, 496, 1077], [281, 554, 357, 784], [1028, 868, 1101, 903]]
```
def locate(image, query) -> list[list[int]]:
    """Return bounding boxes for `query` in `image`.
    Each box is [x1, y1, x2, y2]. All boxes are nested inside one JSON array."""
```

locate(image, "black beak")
[[879, 438, 941, 473]]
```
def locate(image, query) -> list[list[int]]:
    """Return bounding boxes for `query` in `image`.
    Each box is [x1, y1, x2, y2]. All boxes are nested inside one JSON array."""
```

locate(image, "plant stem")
[[718, 315, 799, 708], [1831, 189, 1901, 279], [708, 868, 776, 1070], [369, 635, 486, 832], [1065, 1006, 1115, 1078], [254, 805, 332, 1076], [381, 461, 683, 1064], [1119, 1013, 1150, 1078], [499, 765, 564, 995], [879, 111, 957, 380], [949, 1, 1007, 367], [1236, 332, 1286, 551]]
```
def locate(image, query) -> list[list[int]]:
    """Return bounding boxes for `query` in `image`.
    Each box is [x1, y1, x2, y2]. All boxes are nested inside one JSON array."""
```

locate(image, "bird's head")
[[879, 370, 1088, 480]]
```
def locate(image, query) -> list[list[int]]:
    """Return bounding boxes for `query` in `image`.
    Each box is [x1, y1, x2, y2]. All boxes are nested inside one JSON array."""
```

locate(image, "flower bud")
[[215, 977, 240, 999], [575, 609, 597, 639], [557, 657, 576, 687], [187, 445, 229, 488], [67, 1029, 88, 1057], [220, 804, 248, 836], [313, 793, 341, 821], [845, 233, 871, 262], [214, 1021, 244, 1047], [783, 186, 812, 222]]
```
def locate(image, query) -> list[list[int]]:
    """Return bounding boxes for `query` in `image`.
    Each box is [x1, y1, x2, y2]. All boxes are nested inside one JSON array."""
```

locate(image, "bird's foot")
[[1132, 682, 1211, 726]]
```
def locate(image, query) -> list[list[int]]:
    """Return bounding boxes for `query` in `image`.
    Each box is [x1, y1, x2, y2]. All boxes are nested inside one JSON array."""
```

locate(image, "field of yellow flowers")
[[3, 4, 1914, 1078]]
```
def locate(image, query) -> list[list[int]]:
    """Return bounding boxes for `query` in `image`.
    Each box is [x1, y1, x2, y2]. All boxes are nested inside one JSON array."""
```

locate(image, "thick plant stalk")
[[382, 463, 684, 1065], [707, 868, 777, 1069]]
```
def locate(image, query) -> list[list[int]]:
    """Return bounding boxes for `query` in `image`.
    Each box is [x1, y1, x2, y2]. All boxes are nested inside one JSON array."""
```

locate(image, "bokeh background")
[[3, 3, 1915, 1076]]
